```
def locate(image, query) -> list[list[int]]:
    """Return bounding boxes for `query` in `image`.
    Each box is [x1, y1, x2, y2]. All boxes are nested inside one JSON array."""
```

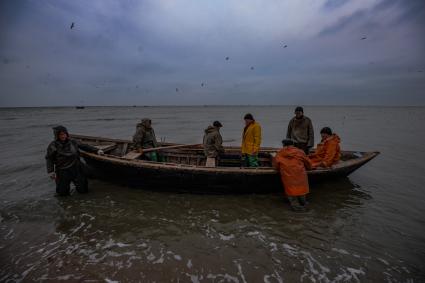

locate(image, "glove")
[[49, 172, 56, 180], [97, 150, 104, 155]]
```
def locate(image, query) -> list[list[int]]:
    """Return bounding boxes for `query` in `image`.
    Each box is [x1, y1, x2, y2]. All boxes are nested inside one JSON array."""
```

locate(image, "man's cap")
[[244, 113, 254, 120], [282, 139, 294, 146], [213, 121, 223, 127], [295, 106, 304, 113]]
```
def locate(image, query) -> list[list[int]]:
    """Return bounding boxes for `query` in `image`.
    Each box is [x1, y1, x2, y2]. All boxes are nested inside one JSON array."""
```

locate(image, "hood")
[[204, 125, 218, 134], [280, 146, 300, 158], [52, 125, 69, 140], [138, 118, 152, 129]]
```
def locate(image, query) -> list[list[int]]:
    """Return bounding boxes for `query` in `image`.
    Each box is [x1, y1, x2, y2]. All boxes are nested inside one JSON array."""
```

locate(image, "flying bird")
[[225, 57, 229, 61], [201, 83, 205, 87], [250, 66, 254, 70], [361, 36, 367, 40], [176, 88, 179, 92], [70, 22, 75, 29], [283, 44, 288, 48]]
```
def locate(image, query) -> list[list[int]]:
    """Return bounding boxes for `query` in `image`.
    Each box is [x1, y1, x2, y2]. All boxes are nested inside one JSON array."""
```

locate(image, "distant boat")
[[75, 106, 85, 109], [71, 134, 380, 193]]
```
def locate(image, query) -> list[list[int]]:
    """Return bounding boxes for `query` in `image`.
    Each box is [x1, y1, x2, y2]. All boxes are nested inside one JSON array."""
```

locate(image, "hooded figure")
[[273, 139, 312, 211], [45, 125, 101, 196], [203, 121, 224, 159], [132, 118, 159, 161], [309, 127, 341, 168]]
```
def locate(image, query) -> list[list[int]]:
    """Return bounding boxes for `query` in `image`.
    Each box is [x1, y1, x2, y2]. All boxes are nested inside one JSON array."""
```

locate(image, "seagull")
[[225, 57, 229, 61], [201, 83, 205, 87], [176, 88, 179, 92], [361, 36, 367, 40], [70, 22, 75, 29], [283, 44, 288, 48], [250, 66, 254, 70]]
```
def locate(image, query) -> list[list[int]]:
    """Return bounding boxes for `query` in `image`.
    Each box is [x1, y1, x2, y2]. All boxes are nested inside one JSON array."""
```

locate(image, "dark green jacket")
[[132, 119, 158, 149], [203, 126, 224, 157], [45, 139, 98, 173], [286, 116, 314, 147]]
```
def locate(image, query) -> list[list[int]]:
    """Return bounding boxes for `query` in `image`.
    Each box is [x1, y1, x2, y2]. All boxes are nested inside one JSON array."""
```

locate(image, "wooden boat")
[[71, 134, 379, 193]]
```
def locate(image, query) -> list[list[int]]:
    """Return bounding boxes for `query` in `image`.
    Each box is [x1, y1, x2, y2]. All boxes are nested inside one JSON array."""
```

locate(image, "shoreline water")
[[0, 106, 424, 281]]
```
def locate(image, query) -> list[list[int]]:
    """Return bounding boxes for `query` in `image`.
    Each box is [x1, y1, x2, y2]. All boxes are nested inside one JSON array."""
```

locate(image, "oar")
[[142, 143, 201, 153], [122, 143, 201, 159]]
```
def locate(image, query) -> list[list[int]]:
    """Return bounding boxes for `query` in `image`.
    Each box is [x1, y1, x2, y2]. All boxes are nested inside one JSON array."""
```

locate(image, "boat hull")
[[71, 134, 379, 193]]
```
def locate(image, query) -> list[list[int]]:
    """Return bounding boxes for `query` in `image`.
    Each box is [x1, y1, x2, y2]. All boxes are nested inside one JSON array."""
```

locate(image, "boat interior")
[[73, 135, 362, 168]]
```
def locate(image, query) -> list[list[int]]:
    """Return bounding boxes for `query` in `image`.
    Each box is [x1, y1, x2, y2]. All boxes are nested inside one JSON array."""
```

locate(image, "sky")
[[0, 0, 424, 107]]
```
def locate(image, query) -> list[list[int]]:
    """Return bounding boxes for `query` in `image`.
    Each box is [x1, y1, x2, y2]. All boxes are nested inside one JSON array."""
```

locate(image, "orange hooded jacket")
[[309, 134, 341, 168], [273, 146, 312, 197]]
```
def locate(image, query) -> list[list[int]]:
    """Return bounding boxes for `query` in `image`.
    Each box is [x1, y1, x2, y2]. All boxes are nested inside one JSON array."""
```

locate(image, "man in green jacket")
[[203, 121, 224, 167], [286, 106, 314, 154], [46, 125, 103, 196], [132, 118, 160, 161]]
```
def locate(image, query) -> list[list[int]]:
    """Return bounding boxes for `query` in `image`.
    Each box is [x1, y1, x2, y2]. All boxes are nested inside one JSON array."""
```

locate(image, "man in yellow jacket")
[[241, 113, 262, 167]]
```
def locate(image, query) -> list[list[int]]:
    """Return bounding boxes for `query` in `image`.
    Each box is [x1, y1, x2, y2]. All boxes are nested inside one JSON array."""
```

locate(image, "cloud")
[[0, 0, 424, 106]]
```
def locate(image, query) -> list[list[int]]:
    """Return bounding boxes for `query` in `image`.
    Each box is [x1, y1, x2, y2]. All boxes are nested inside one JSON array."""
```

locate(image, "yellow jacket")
[[241, 121, 262, 155]]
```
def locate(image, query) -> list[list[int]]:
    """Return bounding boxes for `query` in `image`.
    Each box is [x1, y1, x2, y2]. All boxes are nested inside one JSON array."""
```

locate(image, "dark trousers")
[[294, 143, 310, 155], [55, 163, 88, 196]]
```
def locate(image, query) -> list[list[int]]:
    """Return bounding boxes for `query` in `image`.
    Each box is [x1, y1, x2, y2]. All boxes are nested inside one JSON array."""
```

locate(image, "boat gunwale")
[[73, 134, 379, 175]]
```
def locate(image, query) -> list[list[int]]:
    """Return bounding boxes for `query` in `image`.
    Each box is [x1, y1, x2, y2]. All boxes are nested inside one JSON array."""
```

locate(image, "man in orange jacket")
[[309, 127, 341, 168], [273, 139, 312, 211]]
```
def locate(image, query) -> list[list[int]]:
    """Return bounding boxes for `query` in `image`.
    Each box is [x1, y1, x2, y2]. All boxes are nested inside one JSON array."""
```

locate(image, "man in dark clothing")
[[45, 126, 103, 196], [286, 106, 314, 154], [132, 118, 160, 161], [203, 121, 224, 167]]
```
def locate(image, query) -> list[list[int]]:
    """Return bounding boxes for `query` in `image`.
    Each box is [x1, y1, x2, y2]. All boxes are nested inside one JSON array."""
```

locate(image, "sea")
[[0, 106, 424, 282]]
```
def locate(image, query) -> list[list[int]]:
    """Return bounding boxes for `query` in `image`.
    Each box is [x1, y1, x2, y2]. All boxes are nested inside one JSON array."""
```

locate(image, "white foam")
[[219, 233, 235, 241], [331, 248, 350, 255]]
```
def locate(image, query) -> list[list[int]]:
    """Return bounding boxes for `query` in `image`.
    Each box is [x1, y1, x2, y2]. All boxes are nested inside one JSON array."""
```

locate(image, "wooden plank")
[[94, 143, 117, 152], [121, 143, 128, 156], [123, 151, 142, 159], [205, 157, 216, 167]]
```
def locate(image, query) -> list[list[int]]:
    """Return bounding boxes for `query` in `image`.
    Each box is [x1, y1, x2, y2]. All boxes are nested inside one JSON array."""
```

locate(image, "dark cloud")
[[0, 0, 424, 106]]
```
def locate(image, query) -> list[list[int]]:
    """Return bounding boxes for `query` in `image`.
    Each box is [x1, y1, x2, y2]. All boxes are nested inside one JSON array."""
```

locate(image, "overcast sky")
[[0, 0, 424, 106]]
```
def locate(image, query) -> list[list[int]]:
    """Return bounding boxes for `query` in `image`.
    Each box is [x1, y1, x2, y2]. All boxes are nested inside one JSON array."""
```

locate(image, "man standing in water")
[[203, 121, 224, 167], [241, 113, 262, 167], [132, 118, 160, 161], [45, 126, 103, 196], [273, 139, 312, 211], [286, 106, 314, 154]]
